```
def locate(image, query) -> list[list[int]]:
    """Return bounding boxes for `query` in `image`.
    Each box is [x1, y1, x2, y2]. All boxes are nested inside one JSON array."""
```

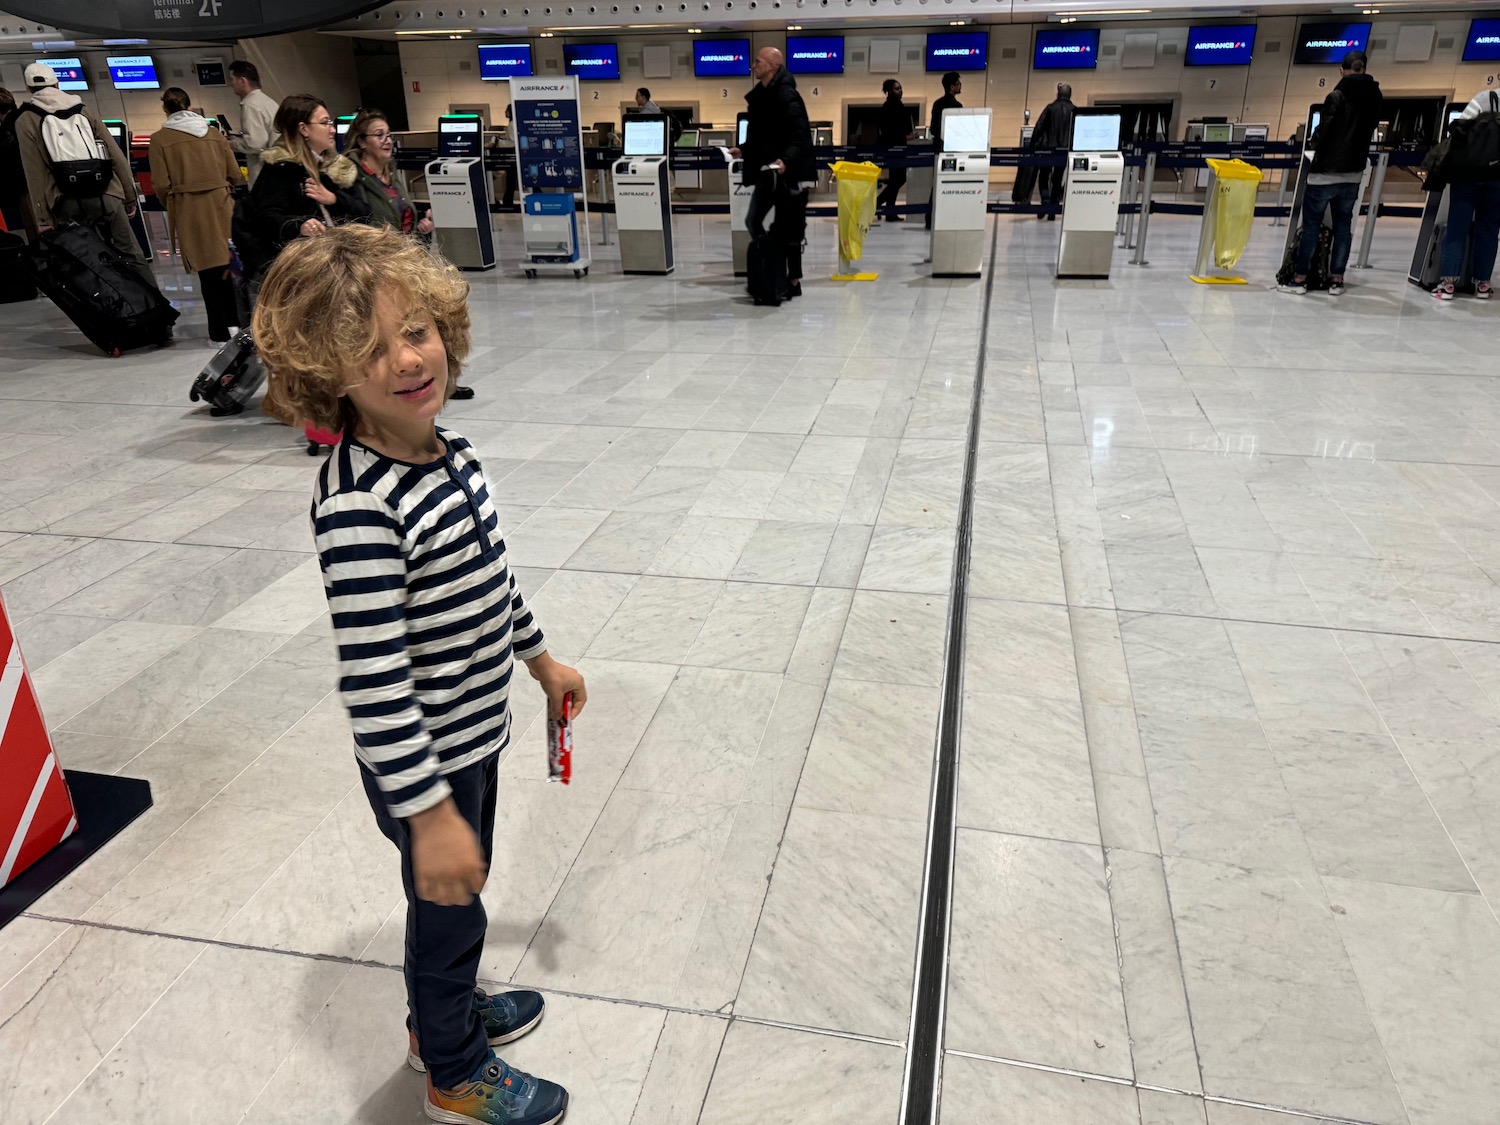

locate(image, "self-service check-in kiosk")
[[426, 156, 496, 271], [612, 115, 674, 274], [725, 149, 757, 277], [439, 114, 491, 204], [1057, 111, 1125, 280], [931, 108, 993, 277], [103, 118, 154, 259]]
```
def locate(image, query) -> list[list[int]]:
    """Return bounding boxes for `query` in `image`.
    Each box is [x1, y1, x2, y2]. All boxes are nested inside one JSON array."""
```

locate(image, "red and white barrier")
[[0, 592, 77, 888]]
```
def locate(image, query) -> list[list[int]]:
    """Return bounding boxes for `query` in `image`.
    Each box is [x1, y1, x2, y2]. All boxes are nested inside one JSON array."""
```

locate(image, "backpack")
[[28, 103, 113, 198], [1430, 92, 1500, 188]]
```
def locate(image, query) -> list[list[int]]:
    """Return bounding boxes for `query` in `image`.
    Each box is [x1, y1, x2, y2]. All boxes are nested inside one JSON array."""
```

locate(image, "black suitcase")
[[747, 234, 789, 307], [1276, 225, 1334, 291], [29, 223, 177, 355], [0, 230, 36, 303], [1011, 165, 1039, 206], [189, 330, 265, 417]]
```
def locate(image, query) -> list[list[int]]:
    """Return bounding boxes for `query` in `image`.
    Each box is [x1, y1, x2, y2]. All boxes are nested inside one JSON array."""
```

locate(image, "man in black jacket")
[[734, 47, 815, 296], [1030, 83, 1076, 219], [1280, 51, 1382, 296], [926, 72, 964, 229], [876, 79, 915, 221]]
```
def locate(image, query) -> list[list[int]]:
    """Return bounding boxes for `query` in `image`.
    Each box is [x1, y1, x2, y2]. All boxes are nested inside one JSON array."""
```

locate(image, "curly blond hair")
[[252, 225, 471, 433]]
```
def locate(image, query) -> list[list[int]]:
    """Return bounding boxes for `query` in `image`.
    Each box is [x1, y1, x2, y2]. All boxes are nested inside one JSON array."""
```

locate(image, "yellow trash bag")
[[1205, 158, 1262, 269], [830, 160, 881, 265]]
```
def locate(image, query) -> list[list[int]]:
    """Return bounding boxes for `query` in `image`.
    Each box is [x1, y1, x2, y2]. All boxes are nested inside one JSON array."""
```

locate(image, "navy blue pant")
[[1441, 180, 1500, 283], [1295, 180, 1360, 279], [362, 755, 497, 1089]]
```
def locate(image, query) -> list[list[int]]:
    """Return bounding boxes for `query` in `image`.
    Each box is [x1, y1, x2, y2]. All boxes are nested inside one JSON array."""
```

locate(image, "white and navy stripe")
[[311, 427, 545, 818]]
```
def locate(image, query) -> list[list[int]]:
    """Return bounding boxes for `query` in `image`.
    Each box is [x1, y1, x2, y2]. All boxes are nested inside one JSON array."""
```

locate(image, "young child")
[[253, 224, 584, 1125]]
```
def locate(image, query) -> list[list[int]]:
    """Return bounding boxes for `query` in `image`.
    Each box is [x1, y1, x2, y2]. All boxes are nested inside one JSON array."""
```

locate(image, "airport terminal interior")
[[3, 1, 1500, 1123]]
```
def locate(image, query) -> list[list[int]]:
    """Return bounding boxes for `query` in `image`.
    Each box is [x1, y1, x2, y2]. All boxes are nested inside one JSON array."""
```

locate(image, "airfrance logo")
[[700, 53, 744, 63], [791, 50, 837, 61], [1041, 44, 1092, 55], [571, 56, 611, 67], [933, 47, 982, 57], [1477, 35, 1500, 45], [1305, 38, 1359, 48], [1197, 40, 1249, 51]]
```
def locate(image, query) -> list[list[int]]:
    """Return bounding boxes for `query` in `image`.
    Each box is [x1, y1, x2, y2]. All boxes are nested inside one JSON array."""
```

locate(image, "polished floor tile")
[[3, 210, 1497, 1125]]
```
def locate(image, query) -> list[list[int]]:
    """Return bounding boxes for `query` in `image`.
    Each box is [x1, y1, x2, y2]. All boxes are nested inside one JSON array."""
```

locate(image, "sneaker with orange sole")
[[425, 1053, 568, 1125]]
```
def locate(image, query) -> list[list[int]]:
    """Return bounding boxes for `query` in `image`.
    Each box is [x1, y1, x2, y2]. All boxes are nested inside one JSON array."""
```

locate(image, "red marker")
[[547, 692, 573, 785]]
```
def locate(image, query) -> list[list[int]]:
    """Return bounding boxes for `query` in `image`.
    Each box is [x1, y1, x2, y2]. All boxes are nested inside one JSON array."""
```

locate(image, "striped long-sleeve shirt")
[[311, 427, 546, 818]]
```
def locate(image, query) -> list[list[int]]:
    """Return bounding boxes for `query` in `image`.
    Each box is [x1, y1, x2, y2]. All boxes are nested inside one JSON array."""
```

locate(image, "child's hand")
[[526, 652, 588, 719], [408, 798, 488, 906]]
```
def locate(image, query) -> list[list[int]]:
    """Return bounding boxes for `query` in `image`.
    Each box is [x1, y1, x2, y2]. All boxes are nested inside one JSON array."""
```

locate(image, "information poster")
[[510, 77, 584, 192]]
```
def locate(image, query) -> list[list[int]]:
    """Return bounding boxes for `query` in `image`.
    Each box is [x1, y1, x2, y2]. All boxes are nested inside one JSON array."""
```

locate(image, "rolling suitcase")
[[28, 222, 177, 355], [305, 422, 341, 457], [1011, 164, 1039, 206], [746, 234, 789, 307], [189, 330, 265, 417], [0, 230, 36, 303]]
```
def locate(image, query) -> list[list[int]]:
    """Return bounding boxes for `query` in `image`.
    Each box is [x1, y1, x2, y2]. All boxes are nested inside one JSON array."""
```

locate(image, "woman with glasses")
[[343, 108, 475, 402], [250, 93, 368, 262], [346, 108, 432, 235]]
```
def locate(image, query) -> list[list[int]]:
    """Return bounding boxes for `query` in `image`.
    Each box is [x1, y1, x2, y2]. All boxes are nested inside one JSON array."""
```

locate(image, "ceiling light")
[[395, 28, 475, 34], [787, 24, 802, 30], [688, 27, 703, 33]]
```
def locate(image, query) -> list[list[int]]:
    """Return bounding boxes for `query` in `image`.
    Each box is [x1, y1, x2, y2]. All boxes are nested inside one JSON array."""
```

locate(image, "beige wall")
[[396, 14, 1500, 146]]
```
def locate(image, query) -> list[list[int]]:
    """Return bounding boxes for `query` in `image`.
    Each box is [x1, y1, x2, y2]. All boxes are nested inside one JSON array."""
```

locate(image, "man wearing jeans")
[[1280, 51, 1382, 296]]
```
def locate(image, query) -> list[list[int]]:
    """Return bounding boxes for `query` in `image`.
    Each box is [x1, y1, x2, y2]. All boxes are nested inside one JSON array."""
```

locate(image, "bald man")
[[733, 46, 816, 295]]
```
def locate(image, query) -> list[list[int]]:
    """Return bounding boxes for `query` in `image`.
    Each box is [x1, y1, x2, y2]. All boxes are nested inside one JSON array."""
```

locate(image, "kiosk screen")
[[624, 117, 668, 157], [942, 113, 991, 154], [1073, 113, 1122, 152]]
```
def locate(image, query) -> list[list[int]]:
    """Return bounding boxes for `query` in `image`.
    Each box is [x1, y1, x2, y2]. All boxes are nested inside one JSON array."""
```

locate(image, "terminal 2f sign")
[[2, 0, 386, 39]]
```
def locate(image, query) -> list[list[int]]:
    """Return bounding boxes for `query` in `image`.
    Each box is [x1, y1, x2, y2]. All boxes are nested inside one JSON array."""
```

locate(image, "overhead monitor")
[[106, 55, 159, 90], [1072, 111, 1122, 152], [623, 115, 668, 157], [1293, 22, 1371, 65], [477, 43, 534, 80], [35, 57, 87, 92], [941, 109, 991, 153], [1185, 25, 1257, 67], [1033, 28, 1100, 71], [926, 32, 989, 72], [693, 40, 751, 78], [786, 35, 845, 75], [1463, 19, 1500, 62], [565, 42, 620, 80]]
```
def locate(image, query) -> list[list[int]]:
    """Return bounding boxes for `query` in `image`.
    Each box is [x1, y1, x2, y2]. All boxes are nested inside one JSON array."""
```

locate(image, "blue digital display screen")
[[786, 36, 844, 75], [106, 54, 159, 89], [1185, 26, 1256, 67], [36, 57, 88, 92], [564, 42, 620, 80], [926, 32, 989, 72], [1033, 29, 1100, 70], [477, 43, 534, 80], [1293, 22, 1371, 66], [693, 40, 751, 77], [1463, 19, 1500, 63]]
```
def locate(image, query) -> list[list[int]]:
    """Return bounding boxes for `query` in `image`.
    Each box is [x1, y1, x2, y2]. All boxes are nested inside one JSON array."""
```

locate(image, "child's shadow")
[[485, 918, 565, 975]]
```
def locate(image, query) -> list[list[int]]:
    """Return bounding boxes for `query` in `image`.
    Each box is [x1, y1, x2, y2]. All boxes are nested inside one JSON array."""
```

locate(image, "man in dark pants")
[[1278, 50, 1382, 297], [876, 78, 915, 221], [1030, 82, 1077, 220], [733, 47, 816, 298], [926, 72, 964, 229]]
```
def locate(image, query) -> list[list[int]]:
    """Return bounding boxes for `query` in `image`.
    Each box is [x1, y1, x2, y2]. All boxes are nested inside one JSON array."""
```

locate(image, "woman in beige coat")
[[148, 87, 242, 341]]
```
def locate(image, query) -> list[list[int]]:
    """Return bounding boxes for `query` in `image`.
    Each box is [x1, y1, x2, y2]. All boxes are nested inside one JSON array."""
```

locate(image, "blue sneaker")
[[408, 988, 546, 1073], [425, 1052, 568, 1125]]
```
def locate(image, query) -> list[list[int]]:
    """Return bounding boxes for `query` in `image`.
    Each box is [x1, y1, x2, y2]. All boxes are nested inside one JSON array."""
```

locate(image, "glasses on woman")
[[368, 131, 393, 141], [311, 118, 336, 128]]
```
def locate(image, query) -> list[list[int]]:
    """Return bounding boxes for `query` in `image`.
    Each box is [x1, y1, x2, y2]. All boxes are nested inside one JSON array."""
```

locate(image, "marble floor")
[[2, 208, 1499, 1125]]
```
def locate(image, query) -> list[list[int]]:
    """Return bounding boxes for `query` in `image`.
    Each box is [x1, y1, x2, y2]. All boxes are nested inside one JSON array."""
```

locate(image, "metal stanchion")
[[1273, 161, 1290, 227], [1131, 151, 1156, 266], [597, 169, 612, 246], [1355, 151, 1389, 270], [1192, 166, 1220, 278]]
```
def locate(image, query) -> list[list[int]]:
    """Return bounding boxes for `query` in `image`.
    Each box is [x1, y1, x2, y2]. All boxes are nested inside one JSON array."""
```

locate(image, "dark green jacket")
[[350, 157, 412, 230]]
